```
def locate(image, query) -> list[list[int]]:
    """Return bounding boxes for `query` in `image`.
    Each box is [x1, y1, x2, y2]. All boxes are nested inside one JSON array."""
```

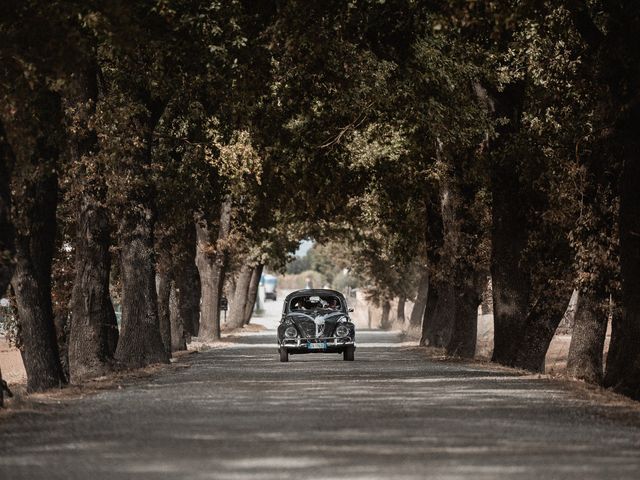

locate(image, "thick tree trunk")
[[68, 197, 116, 381], [0, 122, 15, 296], [488, 83, 530, 367], [409, 267, 429, 328], [566, 291, 608, 384], [396, 296, 406, 327], [156, 264, 172, 355], [66, 67, 118, 382], [243, 264, 263, 325], [111, 98, 168, 368], [446, 281, 480, 358], [114, 190, 168, 367], [170, 283, 186, 351], [227, 265, 253, 329], [512, 286, 572, 372], [422, 280, 455, 347], [174, 223, 200, 338], [103, 295, 119, 357], [419, 281, 438, 346], [5, 90, 66, 392], [196, 200, 231, 341], [11, 164, 65, 392], [380, 299, 392, 330], [490, 176, 530, 366], [604, 151, 640, 399], [0, 124, 14, 406]]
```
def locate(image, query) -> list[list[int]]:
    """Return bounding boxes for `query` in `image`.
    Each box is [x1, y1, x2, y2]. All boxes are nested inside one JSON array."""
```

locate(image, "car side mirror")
[[348, 308, 354, 312]]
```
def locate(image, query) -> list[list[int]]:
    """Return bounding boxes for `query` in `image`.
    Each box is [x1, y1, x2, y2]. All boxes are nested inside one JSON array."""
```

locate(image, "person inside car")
[[327, 298, 339, 310]]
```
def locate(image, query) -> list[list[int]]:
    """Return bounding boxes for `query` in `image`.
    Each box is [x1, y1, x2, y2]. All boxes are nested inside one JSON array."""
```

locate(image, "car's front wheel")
[[343, 345, 355, 361], [279, 348, 289, 362]]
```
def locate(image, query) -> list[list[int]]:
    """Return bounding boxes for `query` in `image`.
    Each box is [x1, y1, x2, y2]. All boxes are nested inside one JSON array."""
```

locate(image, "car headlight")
[[335, 325, 349, 338], [284, 326, 298, 338]]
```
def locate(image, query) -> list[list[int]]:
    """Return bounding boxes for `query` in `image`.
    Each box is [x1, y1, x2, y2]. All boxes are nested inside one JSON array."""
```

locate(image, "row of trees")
[[1, 1, 639, 401], [277, 1, 640, 399]]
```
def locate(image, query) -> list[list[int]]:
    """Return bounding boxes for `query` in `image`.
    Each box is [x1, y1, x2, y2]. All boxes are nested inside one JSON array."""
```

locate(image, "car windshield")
[[290, 295, 343, 313]]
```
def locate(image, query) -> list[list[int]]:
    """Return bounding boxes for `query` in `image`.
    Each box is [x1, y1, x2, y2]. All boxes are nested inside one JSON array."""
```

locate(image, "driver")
[[327, 298, 339, 310]]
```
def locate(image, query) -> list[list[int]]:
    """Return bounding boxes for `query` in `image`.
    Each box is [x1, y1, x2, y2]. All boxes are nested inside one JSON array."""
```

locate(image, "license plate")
[[307, 342, 327, 350]]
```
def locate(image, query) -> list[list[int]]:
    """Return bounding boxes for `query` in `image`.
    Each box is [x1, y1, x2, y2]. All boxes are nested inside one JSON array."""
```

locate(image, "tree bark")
[[156, 262, 172, 355], [408, 267, 429, 328], [512, 286, 573, 372], [243, 263, 263, 325], [196, 199, 231, 341], [174, 222, 200, 338], [566, 291, 608, 384], [0, 122, 15, 297], [66, 66, 118, 382], [380, 299, 392, 330], [10, 161, 64, 392], [446, 281, 480, 358], [103, 295, 119, 358], [4, 89, 66, 392], [227, 264, 253, 330], [170, 282, 186, 351], [488, 83, 530, 367], [68, 194, 116, 381], [421, 280, 455, 347], [419, 281, 438, 346], [0, 123, 15, 405], [604, 149, 640, 399], [396, 296, 406, 327], [110, 97, 168, 369]]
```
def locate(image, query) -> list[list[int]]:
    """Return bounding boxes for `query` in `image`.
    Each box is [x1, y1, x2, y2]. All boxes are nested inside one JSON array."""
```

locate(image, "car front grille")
[[297, 319, 316, 338]]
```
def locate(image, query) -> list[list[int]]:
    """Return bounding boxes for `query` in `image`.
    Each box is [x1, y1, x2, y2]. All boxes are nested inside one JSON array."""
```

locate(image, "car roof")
[[284, 289, 346, 302]]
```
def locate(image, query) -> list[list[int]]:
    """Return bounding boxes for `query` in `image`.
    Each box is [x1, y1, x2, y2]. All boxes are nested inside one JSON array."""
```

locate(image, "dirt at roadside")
[[0, 336, 26, 385]]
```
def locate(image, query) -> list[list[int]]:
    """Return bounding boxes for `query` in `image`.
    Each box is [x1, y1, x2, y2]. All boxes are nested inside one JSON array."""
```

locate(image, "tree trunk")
[[156, 264, 172, 355], [111, 98, 168, 369], [512, 286, 573, 372], [170, 282, 186, 351], [396, 296, 406, 327], [446, 281, 480, 358], [243, 264, 263, 325], [490, 175, 531, 366], [196, 200, 231, 341], [0, 122, 15, 297], [419, 282, 438, 346], [604, 150, 640, 399], [227, 264, 253, 330], [380, 299, 392, 330], [409, 267, 429, 328], [68, 192, 116, 381], [11, 163, 65, 392], [488, 82, 530, 367], [66, 66, 118, 382], [4, 89, 66, 392], [0, 123, 15, 405], [421, 280, 455, 347], [566, 291, 608, 384], [174, 222, 200, 338], [103, 295, 119, 357]]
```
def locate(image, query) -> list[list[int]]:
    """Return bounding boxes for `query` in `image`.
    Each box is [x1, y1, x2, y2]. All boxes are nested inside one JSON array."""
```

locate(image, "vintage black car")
[[277, 289, 356, 362]]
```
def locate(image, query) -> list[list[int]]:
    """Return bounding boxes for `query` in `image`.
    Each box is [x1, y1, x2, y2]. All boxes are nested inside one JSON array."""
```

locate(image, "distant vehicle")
[[277, 289, 356, 362], [262, 274, 278, 301]]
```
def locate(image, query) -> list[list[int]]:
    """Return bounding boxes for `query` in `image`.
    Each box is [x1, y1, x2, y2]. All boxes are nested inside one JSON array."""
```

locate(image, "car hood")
[[286, 311, 347, 338]]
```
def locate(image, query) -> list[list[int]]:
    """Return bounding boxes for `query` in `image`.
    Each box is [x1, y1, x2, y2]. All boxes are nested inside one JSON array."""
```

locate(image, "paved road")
[[1, 329, 640, 479]]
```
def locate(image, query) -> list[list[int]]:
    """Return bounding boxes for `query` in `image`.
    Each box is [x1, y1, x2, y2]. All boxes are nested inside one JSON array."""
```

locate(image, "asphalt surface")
[[1, 319, 640, 478]]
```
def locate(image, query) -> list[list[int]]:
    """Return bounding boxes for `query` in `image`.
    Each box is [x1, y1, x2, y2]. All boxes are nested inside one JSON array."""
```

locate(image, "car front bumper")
[[279, 336, 355, 353]]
